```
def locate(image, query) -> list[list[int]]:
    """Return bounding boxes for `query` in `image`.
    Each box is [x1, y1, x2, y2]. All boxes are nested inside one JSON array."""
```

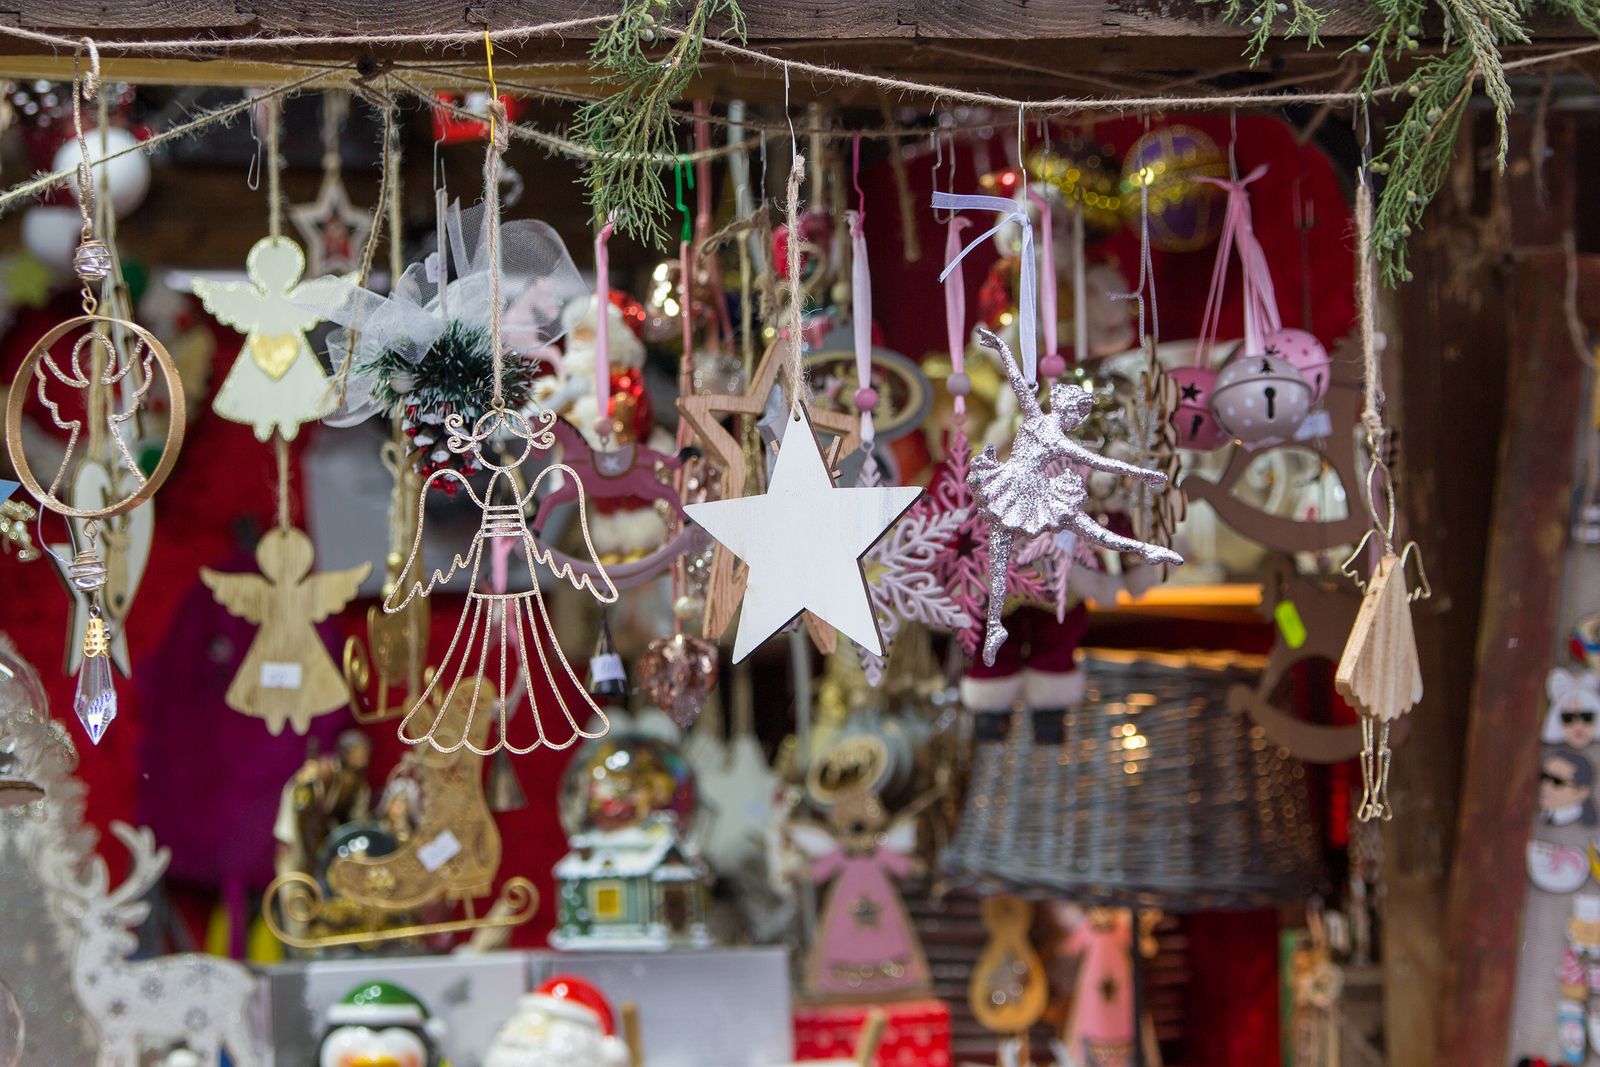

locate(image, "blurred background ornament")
[[1119, 125, 1228, 253], [637, 633, 719, 728], [1029, 135, 1124, 242]]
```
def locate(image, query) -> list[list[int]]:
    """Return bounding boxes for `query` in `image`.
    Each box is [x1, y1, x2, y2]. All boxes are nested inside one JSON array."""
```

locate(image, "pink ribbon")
[[944, 216, 972, 418], [1026, 189, 1057, 363], [1194, 165, 1270, 363], [847, 210, 874, 445], [593, 218, 614, 431]]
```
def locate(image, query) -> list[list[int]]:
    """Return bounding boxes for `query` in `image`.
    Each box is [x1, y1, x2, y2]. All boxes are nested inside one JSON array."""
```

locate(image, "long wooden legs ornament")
[[1336, 170, 1430, 822], [4, 45, 185, 744]]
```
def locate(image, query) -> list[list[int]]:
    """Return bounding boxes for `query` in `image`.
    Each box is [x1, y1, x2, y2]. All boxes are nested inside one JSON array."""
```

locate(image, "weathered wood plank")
[[0, 0, 1372, 44], [1433, 244, 1600, 1067]]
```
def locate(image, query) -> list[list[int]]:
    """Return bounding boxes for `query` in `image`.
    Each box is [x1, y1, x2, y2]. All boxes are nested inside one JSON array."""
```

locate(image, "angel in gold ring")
[[387, 404, 618, 755]]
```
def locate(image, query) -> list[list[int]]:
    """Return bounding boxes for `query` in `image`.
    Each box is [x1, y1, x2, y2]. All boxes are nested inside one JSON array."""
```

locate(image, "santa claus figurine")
[[486, 975, 631, 1067]]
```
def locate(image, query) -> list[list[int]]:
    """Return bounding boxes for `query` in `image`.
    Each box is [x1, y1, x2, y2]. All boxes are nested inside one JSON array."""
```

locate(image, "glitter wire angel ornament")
[[385, 405, 619, 755], [969, 327, 1181, 665]]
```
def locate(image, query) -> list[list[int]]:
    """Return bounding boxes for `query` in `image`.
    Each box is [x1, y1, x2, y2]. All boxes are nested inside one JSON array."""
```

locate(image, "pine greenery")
[[362, 320, 536, 416], [573, 0, 746, 248]]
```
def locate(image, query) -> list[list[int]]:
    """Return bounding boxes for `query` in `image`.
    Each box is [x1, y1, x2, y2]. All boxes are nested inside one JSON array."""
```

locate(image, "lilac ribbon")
[[944, 217, 972, 417], [847, 209, 875, 445], [934, 190, 1038, 386]]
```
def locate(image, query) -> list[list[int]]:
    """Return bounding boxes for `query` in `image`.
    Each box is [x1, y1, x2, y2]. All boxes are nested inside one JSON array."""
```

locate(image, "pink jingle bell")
[[1169, 366, 1231, 451], [1209, 349, 1314, 449], [1261, 327, 1331, 402]]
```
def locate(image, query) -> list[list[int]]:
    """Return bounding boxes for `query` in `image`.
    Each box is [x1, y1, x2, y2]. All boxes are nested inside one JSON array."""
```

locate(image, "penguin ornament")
[[319, 982, 448, 1067]]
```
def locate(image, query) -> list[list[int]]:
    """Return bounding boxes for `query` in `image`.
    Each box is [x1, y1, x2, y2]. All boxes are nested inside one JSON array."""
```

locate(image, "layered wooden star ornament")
[[677, 341, 862, 651], [685, 407, 920, 664], [289, 169, 372, 278]]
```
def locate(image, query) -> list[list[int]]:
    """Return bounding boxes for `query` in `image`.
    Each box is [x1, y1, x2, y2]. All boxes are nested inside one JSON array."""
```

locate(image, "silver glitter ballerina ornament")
[[970, 328, 1183, 664]]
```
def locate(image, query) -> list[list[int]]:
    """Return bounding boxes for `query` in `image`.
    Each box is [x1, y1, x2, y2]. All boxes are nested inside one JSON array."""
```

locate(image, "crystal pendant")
[[73, 648, 116, 745]]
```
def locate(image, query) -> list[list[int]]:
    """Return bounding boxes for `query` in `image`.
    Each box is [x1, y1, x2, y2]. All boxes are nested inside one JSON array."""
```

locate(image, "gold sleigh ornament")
[[1335, 533, 1429, 822]]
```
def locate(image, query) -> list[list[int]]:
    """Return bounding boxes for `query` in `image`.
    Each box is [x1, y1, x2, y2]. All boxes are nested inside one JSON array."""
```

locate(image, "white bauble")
[[52, 127, 151, 218], [21, 206, 84, 273]]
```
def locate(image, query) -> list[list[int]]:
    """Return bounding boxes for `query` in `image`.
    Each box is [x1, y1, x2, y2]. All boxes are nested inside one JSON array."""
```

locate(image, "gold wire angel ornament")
[[201, 527, 370, 735], [386, 404, 619, 755]]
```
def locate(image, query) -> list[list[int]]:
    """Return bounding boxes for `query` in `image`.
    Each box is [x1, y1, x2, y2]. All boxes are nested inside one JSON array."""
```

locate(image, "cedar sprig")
[[573, 0, 746, 248], [1203, 0, 1329, 61], [1368, 48, 1477, 284]]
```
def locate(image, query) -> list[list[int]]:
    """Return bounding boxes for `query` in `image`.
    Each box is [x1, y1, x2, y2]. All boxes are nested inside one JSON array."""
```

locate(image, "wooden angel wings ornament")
[[191, 237, 347, 441], [968, 328, 1181, 665], [201, 528, 370, 736]]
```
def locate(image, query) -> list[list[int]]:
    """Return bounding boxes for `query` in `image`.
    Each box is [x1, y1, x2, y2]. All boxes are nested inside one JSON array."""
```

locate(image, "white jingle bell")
[[1262, 327, 1332, 403], [1209, 348, 1314, 449]]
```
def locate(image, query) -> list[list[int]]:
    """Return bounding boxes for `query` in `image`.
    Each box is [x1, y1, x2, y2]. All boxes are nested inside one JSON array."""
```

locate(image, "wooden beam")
[[1433, 245, 1600, 1067]]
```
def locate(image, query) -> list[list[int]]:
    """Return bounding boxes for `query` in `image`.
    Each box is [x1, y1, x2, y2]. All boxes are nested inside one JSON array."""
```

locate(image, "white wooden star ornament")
[[289, 169, 372, 278], [685, 408, 922, 664]]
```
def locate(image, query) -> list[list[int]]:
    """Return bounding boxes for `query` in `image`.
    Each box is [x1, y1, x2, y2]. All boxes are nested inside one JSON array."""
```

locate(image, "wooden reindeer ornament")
[[201, 526, 370, 736], [47, 823, 260, 1067]]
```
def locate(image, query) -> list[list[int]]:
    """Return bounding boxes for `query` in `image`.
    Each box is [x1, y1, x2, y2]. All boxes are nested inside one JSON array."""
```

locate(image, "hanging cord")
[[275, 433, 292, 531], [783, 153, 808, 416], [331, 95, 399, 405], [265, 96, 283, 241], [483, 31, 510, 409]]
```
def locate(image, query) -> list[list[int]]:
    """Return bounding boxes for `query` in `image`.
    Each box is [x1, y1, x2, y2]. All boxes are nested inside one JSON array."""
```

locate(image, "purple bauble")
[[1262, 327, 1332, 402], [1170, 366, 1231, 451], [1120, 125, 1229, 253]]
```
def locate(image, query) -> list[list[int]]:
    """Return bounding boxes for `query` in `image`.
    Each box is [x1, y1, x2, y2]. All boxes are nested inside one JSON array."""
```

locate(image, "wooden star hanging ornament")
[[192, 236, 348, 441], [201, 526, 371, 735], [677, 341, 862, 649], [289, 169, 372, 278], [685, 407, 921, 664]]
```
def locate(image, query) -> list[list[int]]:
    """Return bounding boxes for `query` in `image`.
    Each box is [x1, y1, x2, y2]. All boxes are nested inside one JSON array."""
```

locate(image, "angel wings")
[[200, 527, 371, 735], [192, 236, 351, 441]]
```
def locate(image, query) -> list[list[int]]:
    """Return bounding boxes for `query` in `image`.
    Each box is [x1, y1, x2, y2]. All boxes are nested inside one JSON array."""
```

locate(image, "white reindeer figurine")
[[50, 822, 260, 1067]]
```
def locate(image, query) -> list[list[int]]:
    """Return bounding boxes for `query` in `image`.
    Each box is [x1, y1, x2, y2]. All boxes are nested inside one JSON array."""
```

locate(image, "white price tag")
[[418, 830, 462, 872], [589, 653, 626, 685], [259, 662, 303, 689]]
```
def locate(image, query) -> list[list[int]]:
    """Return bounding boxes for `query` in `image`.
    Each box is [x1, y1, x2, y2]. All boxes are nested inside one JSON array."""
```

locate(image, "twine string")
[[266, 95, 282, 240], [484, 31, 510, 410]]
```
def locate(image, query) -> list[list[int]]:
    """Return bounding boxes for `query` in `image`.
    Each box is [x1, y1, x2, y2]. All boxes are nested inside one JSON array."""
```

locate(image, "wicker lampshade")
[[942, 649, 1323, 910]]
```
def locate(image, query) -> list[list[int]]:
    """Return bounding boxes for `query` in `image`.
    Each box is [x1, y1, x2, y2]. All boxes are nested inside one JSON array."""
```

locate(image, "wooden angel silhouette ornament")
[[201, 527, 370, 735], [969, 328, 1181, 665], [191, 237, 346, 440], [386, 405, 620, 755]]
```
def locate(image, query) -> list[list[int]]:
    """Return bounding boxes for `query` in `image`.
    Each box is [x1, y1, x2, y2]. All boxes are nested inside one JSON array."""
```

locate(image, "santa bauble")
[[1209, 349, 1314, 449], [1169, 366, 1230, 452], [318, 982, 446, 1067], [1261, 327, 1332, 403], [485, 976, 629, 1067]]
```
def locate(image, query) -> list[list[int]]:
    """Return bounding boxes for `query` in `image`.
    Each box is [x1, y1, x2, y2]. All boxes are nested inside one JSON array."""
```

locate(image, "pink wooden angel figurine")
[[1050, 904, 1136, 1067], [969, 327, 1181, 665], [794, 790, 932, 1001]]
